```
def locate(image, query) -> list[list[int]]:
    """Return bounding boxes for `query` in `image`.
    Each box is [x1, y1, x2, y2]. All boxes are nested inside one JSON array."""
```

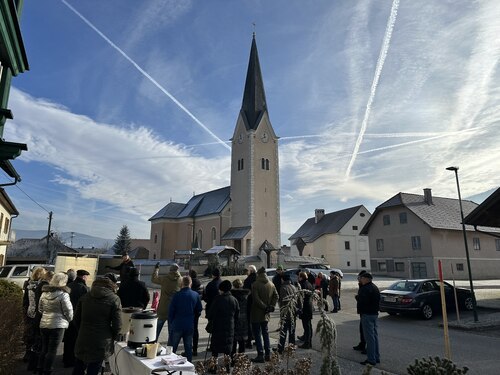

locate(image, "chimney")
[[423, 188, 433, 205], [315, 209, 325, 223]]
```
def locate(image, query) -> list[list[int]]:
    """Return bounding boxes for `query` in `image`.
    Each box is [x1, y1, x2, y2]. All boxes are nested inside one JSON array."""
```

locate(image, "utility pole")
[[46, 211, 53, 262], [70, 231, 75, 248]]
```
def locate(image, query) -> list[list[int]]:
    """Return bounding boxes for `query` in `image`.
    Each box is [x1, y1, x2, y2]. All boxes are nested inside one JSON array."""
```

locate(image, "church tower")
[[228, 34, 280, 256]]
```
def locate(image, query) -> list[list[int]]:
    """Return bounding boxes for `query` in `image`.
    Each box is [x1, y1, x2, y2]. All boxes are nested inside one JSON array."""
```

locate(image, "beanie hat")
[[257, 266, 266, 275], [169, 263, 179, 272]]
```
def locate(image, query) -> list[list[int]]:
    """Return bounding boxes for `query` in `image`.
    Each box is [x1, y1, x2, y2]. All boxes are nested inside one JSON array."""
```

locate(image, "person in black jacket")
[[106, 253, 134, 282], [297, 272, 314, 349], [117, 267, 150, 308], [189, 269, 202, 356], [202, 268, 221, 318], [353, 270, 367, 352], [357, 273, 380, 366], [63, 269, 90, 367], [243, 265, 257, 348]]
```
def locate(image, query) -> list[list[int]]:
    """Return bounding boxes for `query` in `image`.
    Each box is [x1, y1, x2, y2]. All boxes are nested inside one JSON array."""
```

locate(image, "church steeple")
[[241, 34, 268, 130]]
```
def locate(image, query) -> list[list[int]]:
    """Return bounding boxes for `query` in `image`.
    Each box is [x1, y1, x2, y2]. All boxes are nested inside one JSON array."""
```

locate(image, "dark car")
[[379, 279, 473, 320]]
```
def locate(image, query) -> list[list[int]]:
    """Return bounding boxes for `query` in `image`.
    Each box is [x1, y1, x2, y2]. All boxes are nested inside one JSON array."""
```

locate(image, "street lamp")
[[446, 166, 479, 322]]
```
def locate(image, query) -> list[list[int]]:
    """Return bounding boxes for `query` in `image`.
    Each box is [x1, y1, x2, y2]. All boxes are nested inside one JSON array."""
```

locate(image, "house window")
[[395, 262, 405, 272], [399, 212, 407, 224], [241, 158, 244, 170], [473, 237, 480, 250], [0, 213, 3, 231], [347, 261, 351, 267], [344, 241, 350, 250], [383, 215, 390, 225], [376, 239, 384, 251], [265, 159, 270, 170], [211, 227, 217, 246], [411, 236, 421, 250], [154, 234, 158, 244], [3, 218, 9, 234], [378, 262, 387, 271], [361, 259, 366, 268], [261, 158, 265, 169], [496, 239, 500, 251], [352, 225, 358, 230], [456, 263, 464, 271]]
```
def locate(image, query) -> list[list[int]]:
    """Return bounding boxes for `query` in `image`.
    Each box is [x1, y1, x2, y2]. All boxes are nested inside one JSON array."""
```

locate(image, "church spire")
[[241, 34, 268, 130]]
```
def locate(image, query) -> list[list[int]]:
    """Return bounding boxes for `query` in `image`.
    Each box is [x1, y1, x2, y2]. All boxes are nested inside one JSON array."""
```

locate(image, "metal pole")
[[451, 168, 479, 322]]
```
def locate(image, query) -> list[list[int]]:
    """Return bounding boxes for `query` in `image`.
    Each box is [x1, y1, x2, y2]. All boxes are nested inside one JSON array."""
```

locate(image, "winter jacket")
[[243, 272, 257, 315], [151, 269, 182, 320], [207, 291, 239, 354], [250, 273, 279, 323], [279, 280, 298, 321], [38, 285, 73, 329], [26, 280, 40, 319], [191, 276, 202, 295], [169, 287, 203, 332], [328, 275, 340, 297], [108, 259, 135, 282], [202, 277, 221, 316], [68, 277, 89, 309], [117, 277, 150, 308], [231, 288, 249, 341], [74, 277, 122, 363], [357, 281, 380, 315], [298, 279, 314, 320]]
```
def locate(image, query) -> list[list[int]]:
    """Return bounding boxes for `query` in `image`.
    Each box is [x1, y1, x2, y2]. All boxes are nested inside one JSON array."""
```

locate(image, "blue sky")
[[4, 0, 500, 242]]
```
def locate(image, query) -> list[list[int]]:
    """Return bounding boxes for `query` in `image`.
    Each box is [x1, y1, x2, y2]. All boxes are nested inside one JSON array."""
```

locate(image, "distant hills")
[[13, 229, 114, 249]]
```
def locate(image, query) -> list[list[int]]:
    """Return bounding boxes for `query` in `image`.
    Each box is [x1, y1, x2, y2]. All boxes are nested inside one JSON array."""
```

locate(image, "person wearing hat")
[[357, 272, 380, 366], [250, 267, 279, 363], [117, 267, 150, 309], [230, 279, 249, 358], [275, 273, 297, 353], [272, 265, 285, 304], [105, 253, 134, 282], [63, 269, 90, 367], [206, 279, 239, 371], [329, 271, 341, 313], [202, 268, 222, 318], [353, 270, 367, 352], [152, 263, 182, 343]]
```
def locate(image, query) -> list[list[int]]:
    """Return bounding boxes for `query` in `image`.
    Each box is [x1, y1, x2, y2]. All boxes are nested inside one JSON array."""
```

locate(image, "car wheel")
[[464, 297, 474, 311], [421, 304, 433, 320]]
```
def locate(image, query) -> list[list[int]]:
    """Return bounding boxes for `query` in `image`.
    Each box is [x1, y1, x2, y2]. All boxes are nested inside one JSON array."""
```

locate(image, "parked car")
[[266, 267, 300, 286], [0, 264, 55, 288], [379, 279, 474, 320], [299, 263, 344, 279]]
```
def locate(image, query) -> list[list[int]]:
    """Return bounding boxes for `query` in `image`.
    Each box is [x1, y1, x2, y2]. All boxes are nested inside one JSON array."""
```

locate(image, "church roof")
[[149, 186, 230, 221], [241, 34, 268, 130], [221, 226, 251, 240]]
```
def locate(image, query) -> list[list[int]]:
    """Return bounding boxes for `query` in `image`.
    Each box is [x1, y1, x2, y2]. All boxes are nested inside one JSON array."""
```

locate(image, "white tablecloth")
[[109, 341, 196, 375]]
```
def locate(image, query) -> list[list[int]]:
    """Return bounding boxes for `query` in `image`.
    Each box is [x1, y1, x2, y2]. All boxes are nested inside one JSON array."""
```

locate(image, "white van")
[[0, 264, 55, 288]]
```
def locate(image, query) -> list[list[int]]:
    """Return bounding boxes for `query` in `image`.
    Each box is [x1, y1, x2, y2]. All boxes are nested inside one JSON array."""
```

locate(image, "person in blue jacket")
[[168, 276, 203, 362]]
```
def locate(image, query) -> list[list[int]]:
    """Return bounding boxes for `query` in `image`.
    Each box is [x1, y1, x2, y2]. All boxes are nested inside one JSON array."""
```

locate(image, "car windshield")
[[0, 266, 12, 277], [388, 281, 419, 292]]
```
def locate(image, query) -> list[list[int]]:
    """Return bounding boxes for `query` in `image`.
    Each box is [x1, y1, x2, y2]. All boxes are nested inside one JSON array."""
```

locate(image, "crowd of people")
[[21, 254, 381, 374]]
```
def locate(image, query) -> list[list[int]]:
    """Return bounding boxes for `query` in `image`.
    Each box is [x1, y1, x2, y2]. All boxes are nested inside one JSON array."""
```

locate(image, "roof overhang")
[[464, 188, 500, 228]]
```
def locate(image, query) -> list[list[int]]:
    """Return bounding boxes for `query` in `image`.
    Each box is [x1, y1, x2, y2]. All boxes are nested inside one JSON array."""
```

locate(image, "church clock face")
[[237, 133, 243, 144], [261, 132, 269, 143]]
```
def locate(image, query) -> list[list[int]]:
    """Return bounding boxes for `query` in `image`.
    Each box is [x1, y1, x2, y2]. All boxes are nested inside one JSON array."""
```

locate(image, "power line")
[[13, 182, 51, 214]]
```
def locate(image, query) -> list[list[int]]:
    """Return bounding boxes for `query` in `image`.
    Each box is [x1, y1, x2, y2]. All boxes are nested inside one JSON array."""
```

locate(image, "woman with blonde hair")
[[37, 272, 73, 375], [24, 267, 46, 366]]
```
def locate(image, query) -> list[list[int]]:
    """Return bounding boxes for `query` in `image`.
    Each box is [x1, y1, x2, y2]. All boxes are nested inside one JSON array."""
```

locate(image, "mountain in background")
[[13, 229, 114, 249]]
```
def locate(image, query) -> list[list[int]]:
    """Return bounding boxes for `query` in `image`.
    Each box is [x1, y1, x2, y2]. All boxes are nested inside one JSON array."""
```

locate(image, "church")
[[149, 35, 281, 260]]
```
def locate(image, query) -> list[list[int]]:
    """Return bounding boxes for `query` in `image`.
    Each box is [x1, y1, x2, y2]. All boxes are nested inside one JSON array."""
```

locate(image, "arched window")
[[154, 234, 158, 244], [241, 158, 244, 170], [238, 159, 241, 170], [265, 159, 270, 170], [211, 227, 217, 246], [197, 229, 203, 249], [261, 158, 265, 169]]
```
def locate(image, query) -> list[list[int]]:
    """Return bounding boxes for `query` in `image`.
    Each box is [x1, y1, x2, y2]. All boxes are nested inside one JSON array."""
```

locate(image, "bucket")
[[127, 310, 158, 348]]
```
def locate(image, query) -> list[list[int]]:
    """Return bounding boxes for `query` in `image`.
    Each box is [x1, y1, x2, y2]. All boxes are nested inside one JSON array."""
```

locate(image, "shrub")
[[0, 279, 24, 375], [407, 356, 469, 374]]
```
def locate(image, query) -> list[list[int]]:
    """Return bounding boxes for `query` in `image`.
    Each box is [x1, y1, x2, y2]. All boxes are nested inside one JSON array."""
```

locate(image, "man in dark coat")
[[250, 267, 278, 363], [202, 268, 221, 318], [297, 271, 314, 349], [63, 269, 90, 367], [357, 273, 380, 366], [230, 279, 249, 357], [169, 276, 202, 362], [353, 270, 367, 352], [106, 253, 134, 282], [207, 280, 239, 361], [189, 269, 202, 356], [276, 274, 297, 353], [243, 265, 257, 348], [117, 267, 150, 308], [73, 277, 122, 375]]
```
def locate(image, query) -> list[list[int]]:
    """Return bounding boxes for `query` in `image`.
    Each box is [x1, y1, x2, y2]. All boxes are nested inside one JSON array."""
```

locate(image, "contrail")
[[344, 0, 400, 179], [61, 0, 231, 151]]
